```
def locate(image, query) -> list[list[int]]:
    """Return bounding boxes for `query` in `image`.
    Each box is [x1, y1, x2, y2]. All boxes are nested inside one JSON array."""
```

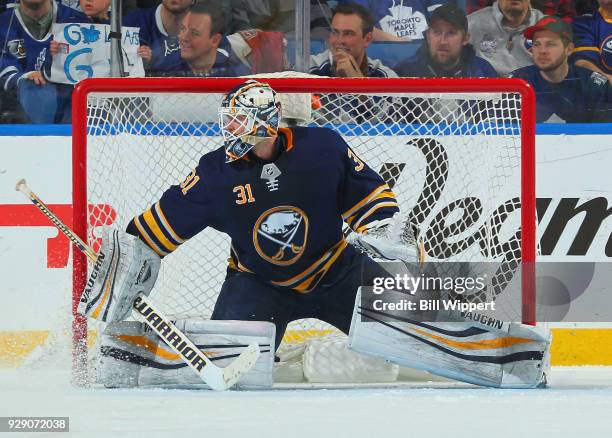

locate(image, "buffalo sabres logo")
[[253, 206, 308, 265]]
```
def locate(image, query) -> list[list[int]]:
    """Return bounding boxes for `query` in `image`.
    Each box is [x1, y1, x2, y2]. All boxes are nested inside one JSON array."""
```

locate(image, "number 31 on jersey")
[[348, 148, 364, 171], [234, 184, 256, 205], [180, 169, 200, 195]]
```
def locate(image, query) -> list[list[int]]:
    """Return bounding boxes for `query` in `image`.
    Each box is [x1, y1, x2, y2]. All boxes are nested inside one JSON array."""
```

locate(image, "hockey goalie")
[[79, 80, 550, 389]]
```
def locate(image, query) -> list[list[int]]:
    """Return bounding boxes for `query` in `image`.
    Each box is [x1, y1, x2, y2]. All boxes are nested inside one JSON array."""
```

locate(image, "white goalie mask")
[[218, 80, 282, 162]]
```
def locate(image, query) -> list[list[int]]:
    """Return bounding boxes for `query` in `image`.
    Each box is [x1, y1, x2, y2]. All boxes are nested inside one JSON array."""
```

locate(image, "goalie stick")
[[15, 178, 260, 391]]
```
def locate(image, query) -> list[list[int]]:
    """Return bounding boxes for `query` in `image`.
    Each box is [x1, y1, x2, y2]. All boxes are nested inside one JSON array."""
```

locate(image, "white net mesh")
[[76, 78, 532, 381]]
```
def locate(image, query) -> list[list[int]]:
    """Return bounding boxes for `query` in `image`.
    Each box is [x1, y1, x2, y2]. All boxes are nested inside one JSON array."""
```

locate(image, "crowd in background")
[[0, 0, 611, 123]]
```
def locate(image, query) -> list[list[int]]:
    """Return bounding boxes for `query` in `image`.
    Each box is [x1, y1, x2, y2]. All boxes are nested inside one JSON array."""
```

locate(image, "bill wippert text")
[[372, 299, 496, 312]]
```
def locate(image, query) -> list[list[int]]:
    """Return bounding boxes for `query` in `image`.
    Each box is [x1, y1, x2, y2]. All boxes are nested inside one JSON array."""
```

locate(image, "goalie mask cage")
[[72, 77, 536, 384]]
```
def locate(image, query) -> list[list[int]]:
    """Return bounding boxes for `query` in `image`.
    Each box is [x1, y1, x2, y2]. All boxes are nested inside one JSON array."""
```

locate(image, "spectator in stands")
[[511, 16, 612, 122], [160, 1, 250, 76], [123, 0, 192, 75], [468, 0, 545, 76], [310, 2, 397, 78], [336, 0, 458, 41], [0, 0, 88, 123], [395, 4, 498, 77], [309, 3, 396, 124], [465, 0, 575, 22], [573, 0, 612, 81], [80, 0, 111, 22], [49, 0, 112, 59], [395, 5, 498, 124]]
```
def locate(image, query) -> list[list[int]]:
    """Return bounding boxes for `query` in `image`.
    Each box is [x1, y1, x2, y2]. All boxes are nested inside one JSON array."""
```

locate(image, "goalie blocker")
[[349, 288, 550, 388]]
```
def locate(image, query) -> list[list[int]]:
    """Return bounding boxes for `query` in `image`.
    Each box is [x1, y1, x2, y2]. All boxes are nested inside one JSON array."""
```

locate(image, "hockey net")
[[72, 77, 535, 384]]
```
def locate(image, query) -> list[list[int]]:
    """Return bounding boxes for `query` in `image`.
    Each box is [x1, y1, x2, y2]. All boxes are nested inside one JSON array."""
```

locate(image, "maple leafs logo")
[[80, 25, 100, 44], [380, 6, 427, 39]]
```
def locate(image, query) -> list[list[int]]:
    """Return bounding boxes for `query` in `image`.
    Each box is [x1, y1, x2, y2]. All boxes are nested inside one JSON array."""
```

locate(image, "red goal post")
[[72, 77, 536, 379]]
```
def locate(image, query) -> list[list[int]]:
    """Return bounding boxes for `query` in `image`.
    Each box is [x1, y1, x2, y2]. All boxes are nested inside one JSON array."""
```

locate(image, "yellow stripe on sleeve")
[[353, 201, 400, 232], [134, 216, 167, 257], [345, 191, 397, 225], [341, 184, 389, 220], [154, 202, 186, 244], [143, 208, 178, 252], [374, 191, 397, 201]]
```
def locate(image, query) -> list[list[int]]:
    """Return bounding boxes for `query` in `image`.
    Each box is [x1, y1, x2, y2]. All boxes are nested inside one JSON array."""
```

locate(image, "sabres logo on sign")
[[253, 206, 308, 265]]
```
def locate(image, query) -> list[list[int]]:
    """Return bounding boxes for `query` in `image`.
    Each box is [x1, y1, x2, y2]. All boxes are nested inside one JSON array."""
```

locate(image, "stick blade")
[[201, 342, 261, 391]]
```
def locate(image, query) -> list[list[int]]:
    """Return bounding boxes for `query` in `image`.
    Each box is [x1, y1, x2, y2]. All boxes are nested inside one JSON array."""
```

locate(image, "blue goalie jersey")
[[127, 127, 400, 293]]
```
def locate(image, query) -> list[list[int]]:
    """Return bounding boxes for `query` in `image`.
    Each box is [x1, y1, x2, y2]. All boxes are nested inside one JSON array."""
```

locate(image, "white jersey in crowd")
[[467, 1, 544, 77]]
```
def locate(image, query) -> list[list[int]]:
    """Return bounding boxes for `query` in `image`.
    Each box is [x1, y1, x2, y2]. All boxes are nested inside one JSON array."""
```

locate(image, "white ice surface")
[[1, 365, 611, 438]]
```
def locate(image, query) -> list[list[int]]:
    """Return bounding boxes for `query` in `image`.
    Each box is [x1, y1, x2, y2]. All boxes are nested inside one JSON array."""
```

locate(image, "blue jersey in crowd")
[[123, 5, 182, 75], [0, 2, 87, 90], [510, 63, 612, 123], [573, 8, 612, 75], [337, 0, 455, 40], [309, 50, 398, 77], [126, 127, 399, 293], [395, 43, 498, 77], [154, 36, 249, 77]]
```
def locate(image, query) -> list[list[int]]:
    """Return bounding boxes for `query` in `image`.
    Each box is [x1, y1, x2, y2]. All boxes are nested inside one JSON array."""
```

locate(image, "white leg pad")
[[98, 319, 275, 389], [348, 288, 551, 388]]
